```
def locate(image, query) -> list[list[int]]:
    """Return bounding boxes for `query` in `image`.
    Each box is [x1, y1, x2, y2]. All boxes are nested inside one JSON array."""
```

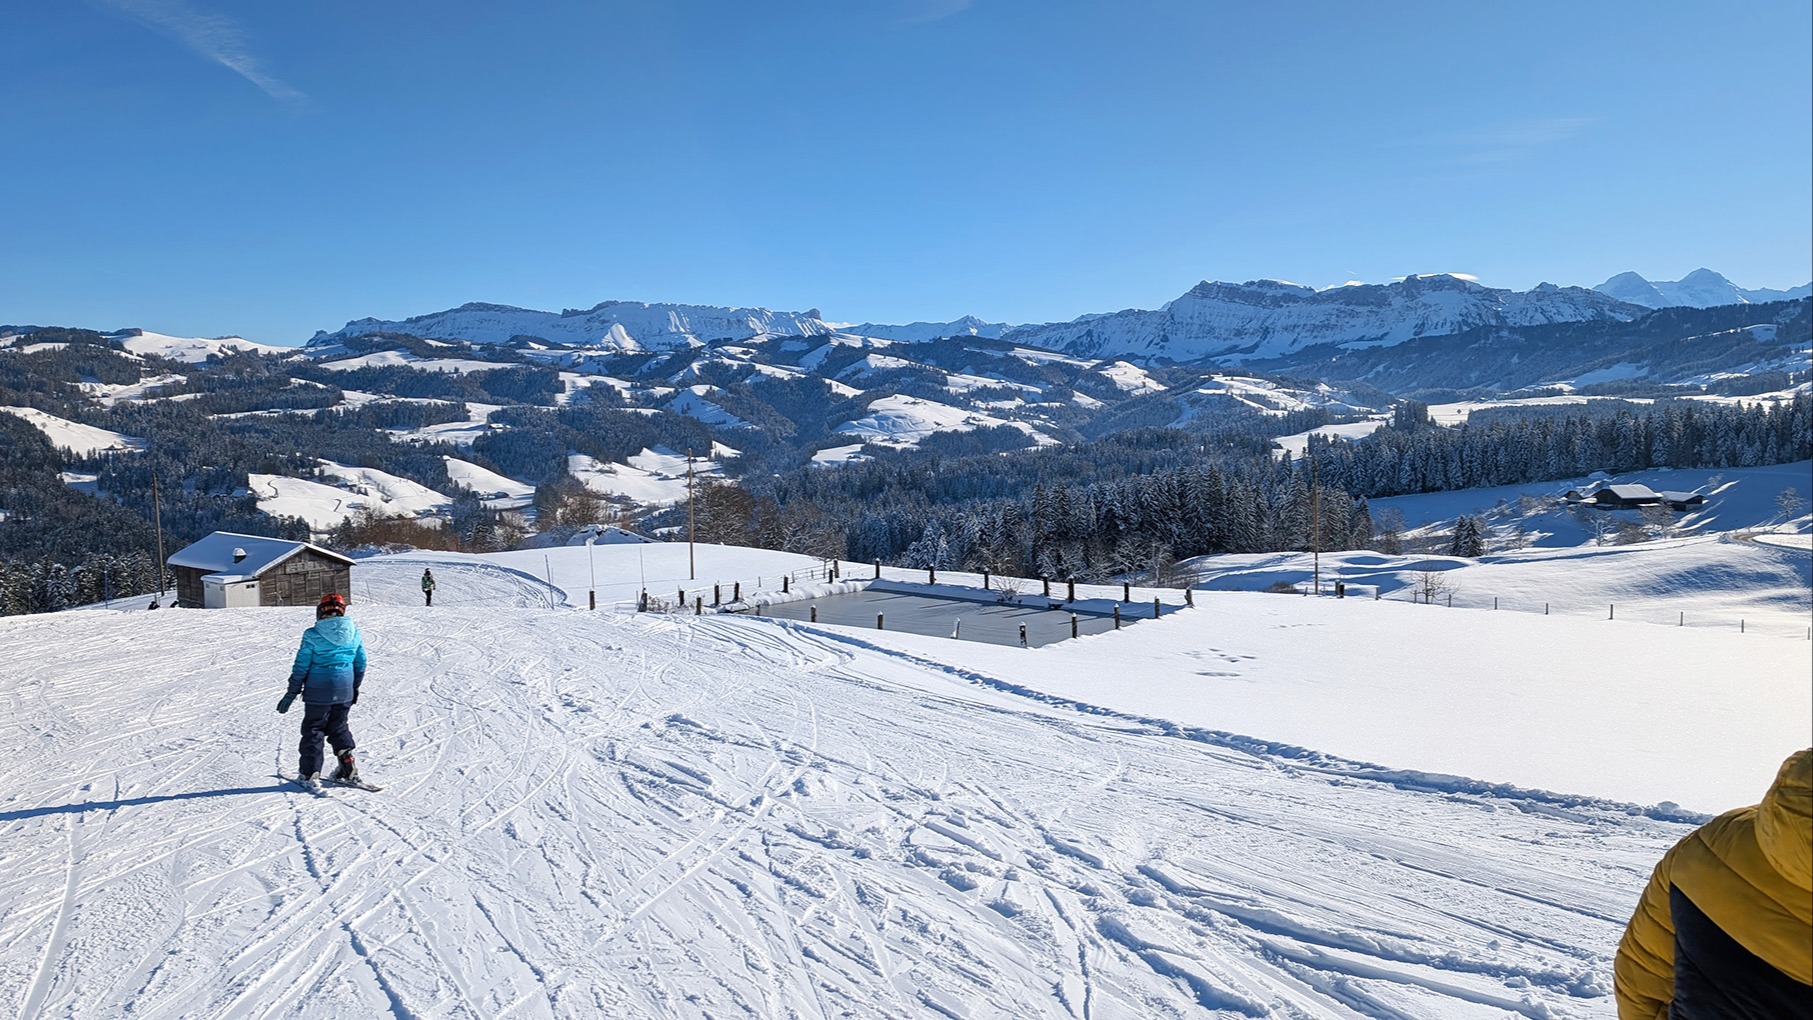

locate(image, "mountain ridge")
[[310, 270, 1805, 366], [1593, 269, 1812, 309]]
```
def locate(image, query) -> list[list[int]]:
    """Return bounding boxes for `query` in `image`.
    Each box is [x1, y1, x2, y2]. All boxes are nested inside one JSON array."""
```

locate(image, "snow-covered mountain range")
[[1000, 276, 1642, 362], [314, 270, 1807, 367], [1594, 269, 1812, 309], [314, 300, 840, 353]]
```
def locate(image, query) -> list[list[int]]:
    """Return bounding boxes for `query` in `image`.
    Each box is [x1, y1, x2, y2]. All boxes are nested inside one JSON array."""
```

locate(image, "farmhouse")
[[1590, 483, 1662, 508], [167, 532, 354, 609], [1657, 490, 1706, 511]]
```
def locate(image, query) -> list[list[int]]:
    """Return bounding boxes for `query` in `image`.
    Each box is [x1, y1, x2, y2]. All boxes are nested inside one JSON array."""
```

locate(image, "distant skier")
[[277, 593, 368, 787], [421, 568, 436, 606]]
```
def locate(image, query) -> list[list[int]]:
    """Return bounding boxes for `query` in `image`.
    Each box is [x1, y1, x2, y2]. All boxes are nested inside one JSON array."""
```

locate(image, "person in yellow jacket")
[[1615, 748, 1811, 1019]]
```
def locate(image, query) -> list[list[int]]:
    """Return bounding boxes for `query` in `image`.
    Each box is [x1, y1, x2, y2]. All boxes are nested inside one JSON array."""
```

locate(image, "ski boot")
[[332, 750, 360, 784]]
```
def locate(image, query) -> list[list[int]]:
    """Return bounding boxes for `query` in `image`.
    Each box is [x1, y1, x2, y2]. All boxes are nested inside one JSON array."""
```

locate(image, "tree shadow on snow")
[[0, 783, 293, 822]]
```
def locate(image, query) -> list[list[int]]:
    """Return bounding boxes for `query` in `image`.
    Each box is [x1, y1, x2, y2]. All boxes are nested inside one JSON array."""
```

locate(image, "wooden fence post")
[[1185, 588, 1193, 607], [1123, 582, 1131, 602], [1071, 614, 1079, 639], [733, 581, 740, 602], [1113, 606, 1121, 630], [1067, 578, 1076, 602], [877, 613, 885, 630], [810, 605, 817, 623], [782, 576, 790, 593], [929, 567, 936, 585], [694, 597, 702, 615], [1153, 597, 1160, 619], [983, 571, 990, 590]]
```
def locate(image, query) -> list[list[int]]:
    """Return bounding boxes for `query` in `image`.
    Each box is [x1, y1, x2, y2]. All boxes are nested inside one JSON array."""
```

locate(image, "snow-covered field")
[[0, 406, 145, 457], [7, 537, 1805, 1018], [317, 351, 505, 375], [835, 394, 1057, 449], [246, 463, 451, 531], [245, 474, 375, 530], [443, 456, 536, 509], [113, 331, 292, 365], [1369, 461, 1811, 542], [567, 447, 730, 507]]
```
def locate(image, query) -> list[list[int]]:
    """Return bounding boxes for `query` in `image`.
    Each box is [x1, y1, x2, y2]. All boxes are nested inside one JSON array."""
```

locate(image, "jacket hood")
[[1756, 748, 1813, 891], [313, 616, 359, 647]]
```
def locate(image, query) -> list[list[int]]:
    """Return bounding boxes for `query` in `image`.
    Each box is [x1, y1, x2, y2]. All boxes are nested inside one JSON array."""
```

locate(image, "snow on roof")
[[1599, 483, 1660, 500], [167, 532, 353, 575]]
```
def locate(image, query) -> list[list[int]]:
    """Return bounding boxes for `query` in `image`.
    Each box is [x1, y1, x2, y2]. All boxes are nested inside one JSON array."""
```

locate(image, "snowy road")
[[1, 604, 1689, 1018]]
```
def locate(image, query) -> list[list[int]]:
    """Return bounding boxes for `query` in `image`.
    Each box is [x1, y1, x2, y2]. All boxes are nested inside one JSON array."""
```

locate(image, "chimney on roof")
[[232, 547, 247, 563]]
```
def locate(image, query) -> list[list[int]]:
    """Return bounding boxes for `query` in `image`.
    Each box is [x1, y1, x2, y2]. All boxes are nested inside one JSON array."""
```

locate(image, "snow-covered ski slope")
[[4, 543, 1808, 1019]]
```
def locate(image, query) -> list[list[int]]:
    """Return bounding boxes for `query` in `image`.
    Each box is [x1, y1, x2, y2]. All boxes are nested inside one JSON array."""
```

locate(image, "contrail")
[[100, 0, 305, 104]]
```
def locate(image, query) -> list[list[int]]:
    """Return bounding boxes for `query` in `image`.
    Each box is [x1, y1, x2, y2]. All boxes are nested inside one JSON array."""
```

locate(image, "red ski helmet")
[[316, 593, 348, 617]]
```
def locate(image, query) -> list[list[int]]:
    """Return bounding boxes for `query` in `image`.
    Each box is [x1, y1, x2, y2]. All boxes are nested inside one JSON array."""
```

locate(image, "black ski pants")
[[298, 702, 355, 778]]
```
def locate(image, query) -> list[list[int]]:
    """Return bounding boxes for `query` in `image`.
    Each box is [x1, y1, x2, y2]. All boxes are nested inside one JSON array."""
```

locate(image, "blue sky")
[[3, 1, 1808, 343]]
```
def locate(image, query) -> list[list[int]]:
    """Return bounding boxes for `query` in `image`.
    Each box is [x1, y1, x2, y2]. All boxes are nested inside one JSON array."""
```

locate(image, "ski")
[[323, 777, 383, 792], [291, 775, 329, 796]]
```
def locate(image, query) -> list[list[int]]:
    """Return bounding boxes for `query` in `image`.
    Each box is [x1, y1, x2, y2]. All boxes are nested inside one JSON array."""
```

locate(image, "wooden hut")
[[167, 532, 354, 608]]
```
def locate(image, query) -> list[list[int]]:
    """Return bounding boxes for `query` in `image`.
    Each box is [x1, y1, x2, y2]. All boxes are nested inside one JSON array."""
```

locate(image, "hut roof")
[[168, 532, 353, 577]]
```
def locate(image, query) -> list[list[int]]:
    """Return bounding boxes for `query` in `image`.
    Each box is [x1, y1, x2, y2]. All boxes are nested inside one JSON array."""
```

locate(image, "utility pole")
[[151, 469, 167, 597], [686, 449, 696, 581], [1310, 450, 1320, 597]]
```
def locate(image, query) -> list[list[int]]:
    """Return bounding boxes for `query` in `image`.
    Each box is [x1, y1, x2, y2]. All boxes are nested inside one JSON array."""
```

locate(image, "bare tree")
[[1570, 505, 1616, 546], [1776, 487, 1806, 525], [1412, 568, 1457, 604], [1148, 542, 1175, 587]]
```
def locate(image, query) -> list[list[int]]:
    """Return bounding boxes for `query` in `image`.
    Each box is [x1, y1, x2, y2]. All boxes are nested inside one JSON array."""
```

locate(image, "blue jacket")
[[286, 616, 367, 705]]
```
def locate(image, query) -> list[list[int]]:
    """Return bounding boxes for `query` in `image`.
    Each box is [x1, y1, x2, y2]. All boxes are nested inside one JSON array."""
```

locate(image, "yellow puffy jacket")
[[1615, 749, 1812, 1019]]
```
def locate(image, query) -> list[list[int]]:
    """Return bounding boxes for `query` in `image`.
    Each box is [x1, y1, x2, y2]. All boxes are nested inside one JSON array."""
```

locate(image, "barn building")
[[1590, 484, 1663, 508], [167, 532, 354, 609]]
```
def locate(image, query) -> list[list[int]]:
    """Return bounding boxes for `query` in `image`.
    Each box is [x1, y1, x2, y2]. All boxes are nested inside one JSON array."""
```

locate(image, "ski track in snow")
[[0, 573, 1692, 1018]]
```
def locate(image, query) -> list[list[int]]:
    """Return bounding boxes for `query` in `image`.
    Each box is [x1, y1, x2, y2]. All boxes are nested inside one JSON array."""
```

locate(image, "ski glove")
[[277, 693, 295, 714], [351, 682, 360, 706]]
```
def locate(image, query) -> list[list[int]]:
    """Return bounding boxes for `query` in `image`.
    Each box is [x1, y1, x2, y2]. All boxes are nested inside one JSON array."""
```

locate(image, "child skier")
[[277, 593, 368, 787], [421, 568, 436, 606]]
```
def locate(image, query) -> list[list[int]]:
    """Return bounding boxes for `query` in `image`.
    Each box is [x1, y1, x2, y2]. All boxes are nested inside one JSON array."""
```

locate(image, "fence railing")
[[1267, 581, 1809, 640], [570, 557, 1810, 641]]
